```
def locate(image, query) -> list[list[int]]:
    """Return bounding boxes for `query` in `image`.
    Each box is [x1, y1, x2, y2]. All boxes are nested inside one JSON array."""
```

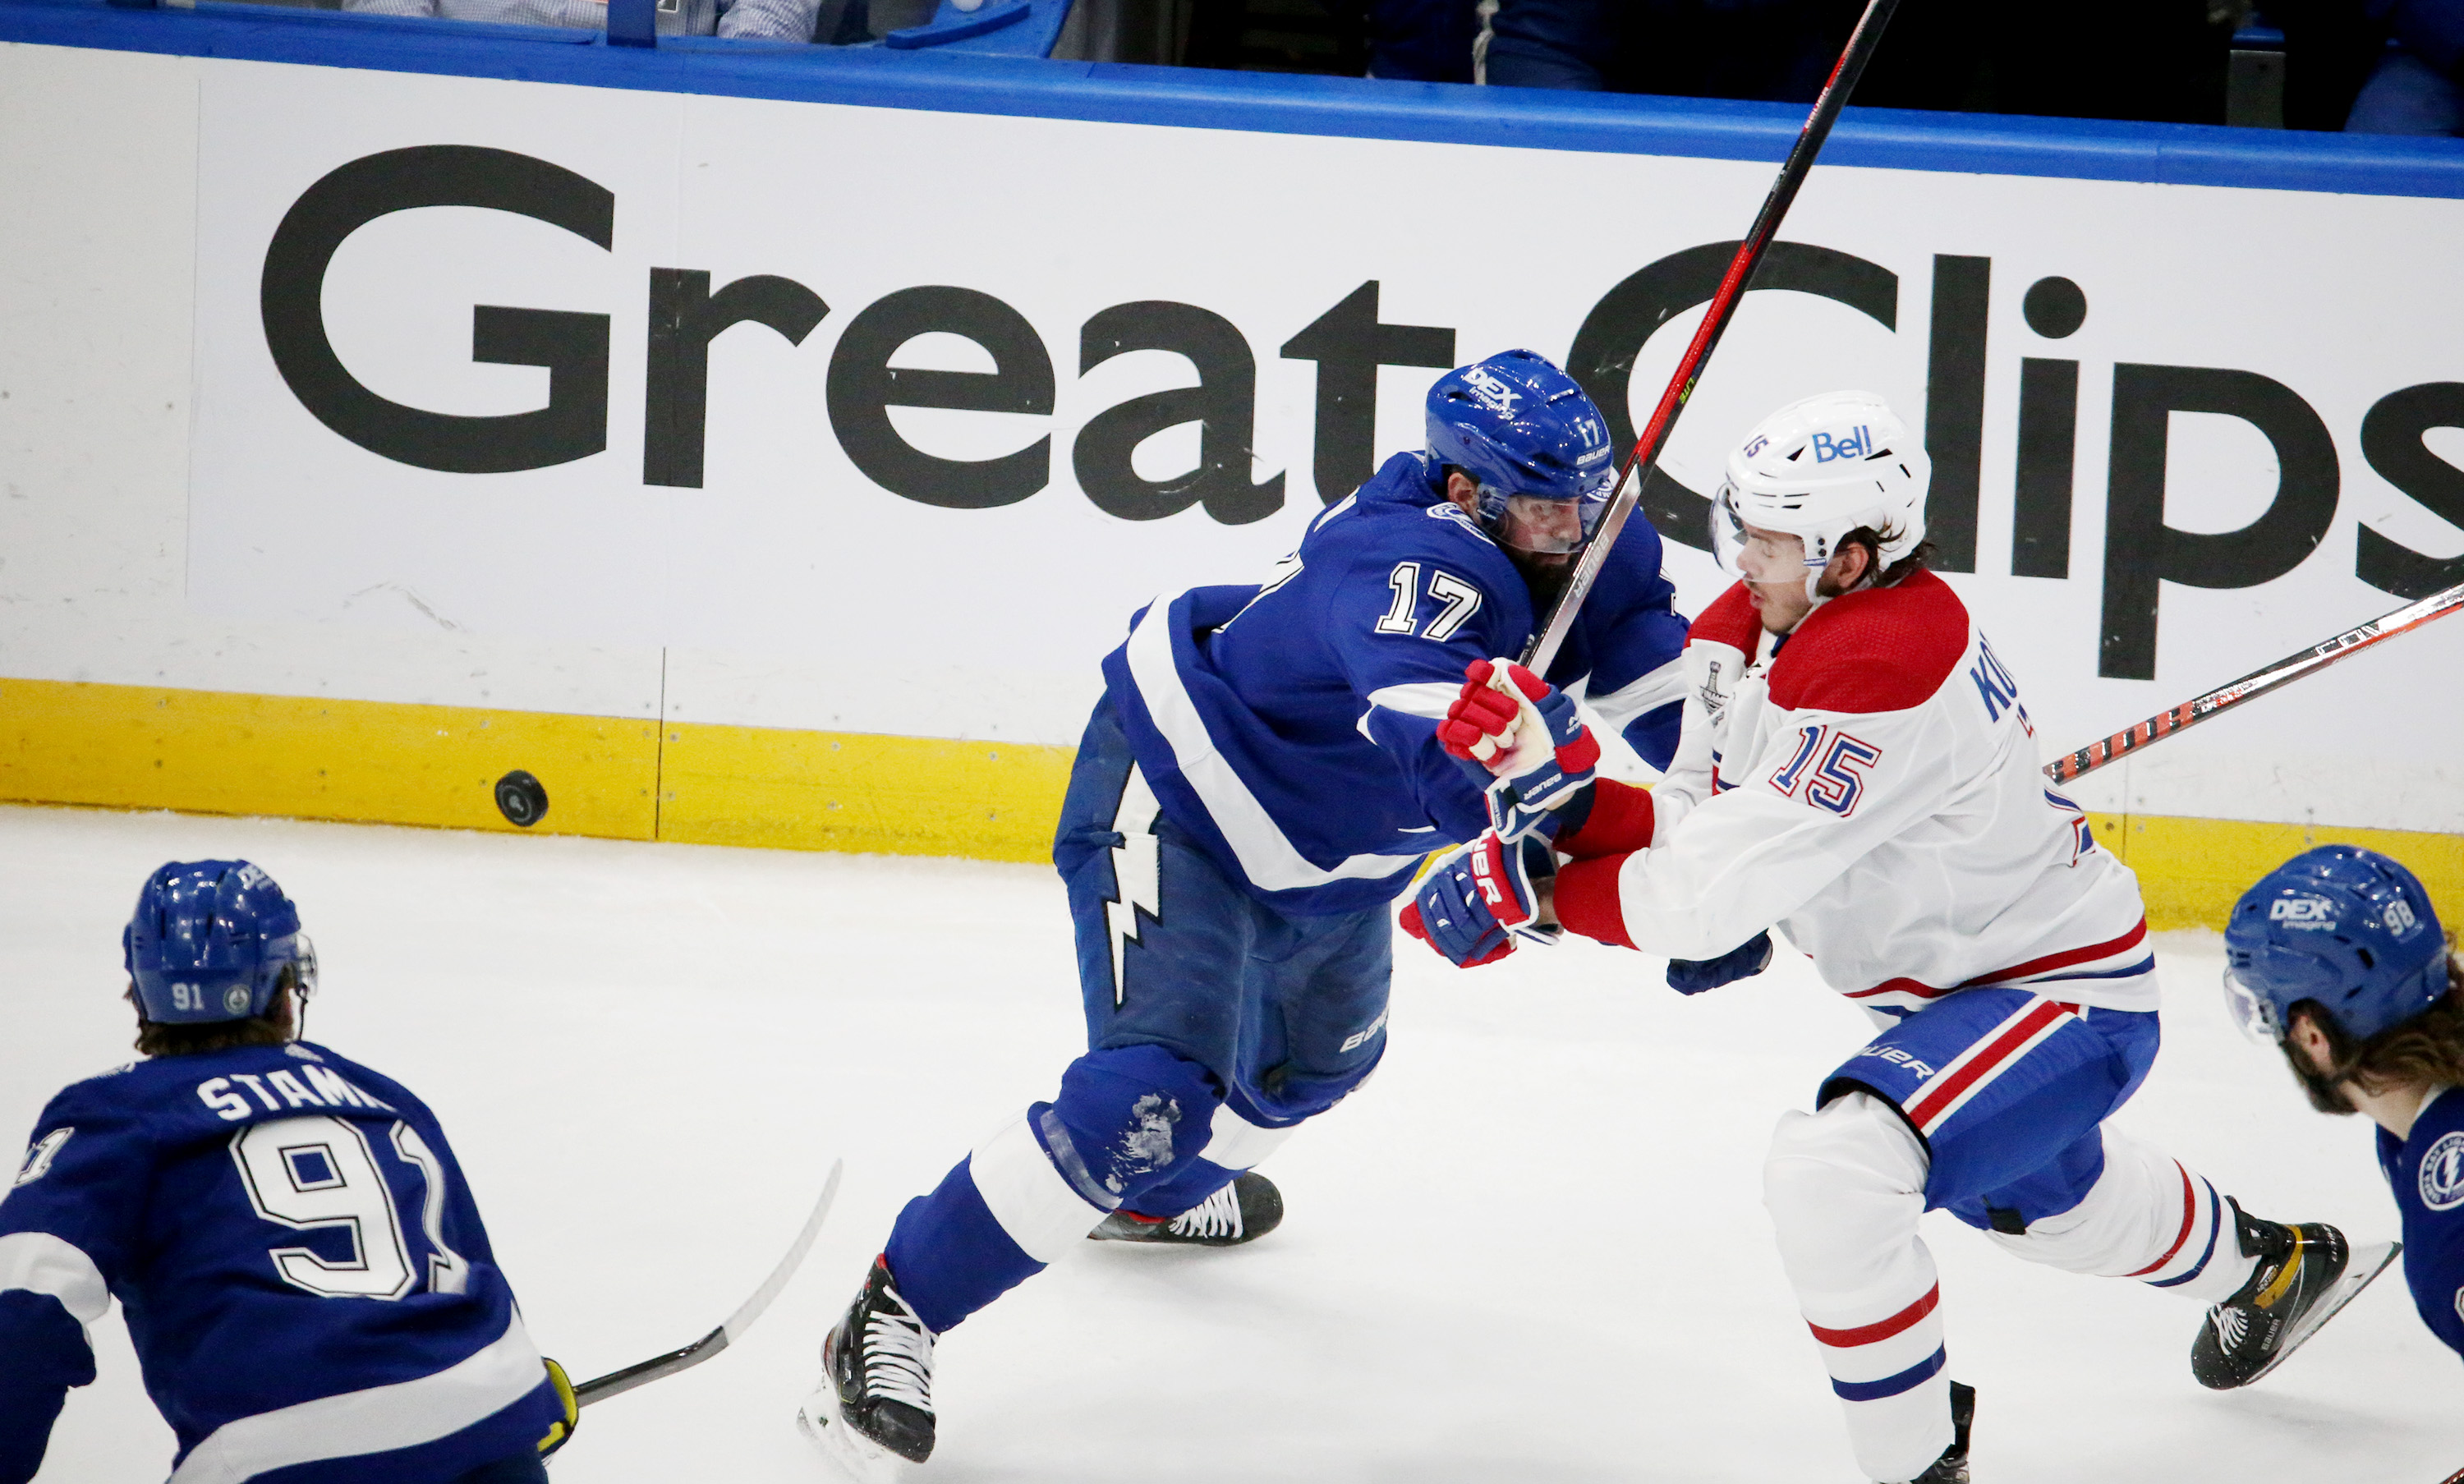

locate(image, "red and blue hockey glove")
[[1437, 659, 1601, 842], [1399, 831, 1558, 967], [1665, 930, 1773, 995]]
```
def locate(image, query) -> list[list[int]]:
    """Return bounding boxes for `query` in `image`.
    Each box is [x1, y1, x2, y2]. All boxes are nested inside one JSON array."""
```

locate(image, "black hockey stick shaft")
[[572, 1157, 844, 1407], [2044, 578, 2464, 784], [1521, 0, 1904, 675]]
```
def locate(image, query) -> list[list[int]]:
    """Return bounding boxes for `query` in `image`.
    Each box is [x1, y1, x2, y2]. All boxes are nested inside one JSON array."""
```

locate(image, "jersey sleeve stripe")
[[1584, 655, 1688, 733], [168, 1310, 546, 1484], [1363, 682, 1462, 720], [1124, 594, 1419, 894], [0, 1231, 110, 1332]]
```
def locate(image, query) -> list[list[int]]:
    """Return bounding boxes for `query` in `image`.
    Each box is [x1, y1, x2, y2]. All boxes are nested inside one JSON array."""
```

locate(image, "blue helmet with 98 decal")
[[2222, 845, 2448, 1045], [1712, 391, 1930, 599], [123, 860, 318, 1024], [1424, 350, 1617, 556]]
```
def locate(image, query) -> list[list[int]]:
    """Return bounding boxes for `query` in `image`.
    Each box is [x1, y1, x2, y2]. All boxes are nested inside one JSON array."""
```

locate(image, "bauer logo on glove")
[[1437, 659, 1601, 841], [1400, 831, 1560, 967]]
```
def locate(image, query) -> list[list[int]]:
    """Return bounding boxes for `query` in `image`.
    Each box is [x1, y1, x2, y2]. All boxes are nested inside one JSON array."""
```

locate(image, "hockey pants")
[[1763, 988, 2255, 1481], [880, 695, 1393, 1335]]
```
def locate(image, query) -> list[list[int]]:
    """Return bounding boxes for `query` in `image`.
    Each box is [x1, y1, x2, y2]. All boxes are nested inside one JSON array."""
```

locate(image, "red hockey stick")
[[1522, 0, 1905, 674], [2045, 579, 2464, 784]]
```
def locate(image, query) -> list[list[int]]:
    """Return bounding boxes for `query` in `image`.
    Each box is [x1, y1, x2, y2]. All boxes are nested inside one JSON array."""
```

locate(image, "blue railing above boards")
[[7, 0, 2464, 198]]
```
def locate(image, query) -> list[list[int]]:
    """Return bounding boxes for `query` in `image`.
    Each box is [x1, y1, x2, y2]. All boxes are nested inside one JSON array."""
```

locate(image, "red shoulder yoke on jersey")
[[1688, 580, 1763, 657], [1552, 854, 1637, 949], [1553, 779, 1657, 860], [1767, 568, 1970, 714]]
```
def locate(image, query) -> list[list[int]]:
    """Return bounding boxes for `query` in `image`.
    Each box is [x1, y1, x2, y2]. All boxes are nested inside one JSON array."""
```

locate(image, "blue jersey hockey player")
[[2226, 846, 2458, 1358], [797, 349, 1689, 1482], [0, 861, 575, 1484]]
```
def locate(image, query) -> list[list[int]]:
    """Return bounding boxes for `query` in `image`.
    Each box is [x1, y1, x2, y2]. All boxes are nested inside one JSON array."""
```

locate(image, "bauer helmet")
[[2222, 846, 2448, 1045], [124, 860, 317, 1024], [1712, 391, 1930, 600], [1425, 350, 1617, 556]]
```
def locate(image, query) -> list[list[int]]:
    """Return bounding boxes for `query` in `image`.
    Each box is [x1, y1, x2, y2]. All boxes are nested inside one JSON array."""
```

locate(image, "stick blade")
[[572, 1156, 844, 1408]]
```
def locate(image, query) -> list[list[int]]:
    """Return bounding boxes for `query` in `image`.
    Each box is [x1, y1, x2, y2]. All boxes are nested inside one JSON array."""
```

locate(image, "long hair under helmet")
[[1712, 390, 1931, 602], [1424, 350, 1616, 554]]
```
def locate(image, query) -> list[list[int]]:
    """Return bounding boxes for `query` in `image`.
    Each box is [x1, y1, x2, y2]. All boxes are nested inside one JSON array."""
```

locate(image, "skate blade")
[[796, 1385, 908, 1484], [2246, 1239, 2402, 1385]]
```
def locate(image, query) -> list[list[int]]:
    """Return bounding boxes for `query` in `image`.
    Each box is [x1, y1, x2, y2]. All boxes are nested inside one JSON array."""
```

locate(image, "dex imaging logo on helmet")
[[1809, 425, 1874, 463], [2269, 895, 2336, 927], [1458, 366, 1521, 415]]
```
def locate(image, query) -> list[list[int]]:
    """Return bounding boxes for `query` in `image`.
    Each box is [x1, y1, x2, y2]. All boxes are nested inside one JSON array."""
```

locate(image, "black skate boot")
[[2191, 1201, 2351, 1389], [1088, 1170, 1284, 1247], [797, 1256, 936, 1482], [1887, 1381, 1974, 1484]]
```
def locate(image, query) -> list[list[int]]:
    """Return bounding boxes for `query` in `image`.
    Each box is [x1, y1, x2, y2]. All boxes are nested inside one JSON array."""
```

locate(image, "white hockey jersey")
[[1552, 572, 2155, 1016]]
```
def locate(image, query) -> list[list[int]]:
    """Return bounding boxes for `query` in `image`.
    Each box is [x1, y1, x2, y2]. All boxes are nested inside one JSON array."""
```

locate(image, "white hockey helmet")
[[1711, 391, 1930, 600]]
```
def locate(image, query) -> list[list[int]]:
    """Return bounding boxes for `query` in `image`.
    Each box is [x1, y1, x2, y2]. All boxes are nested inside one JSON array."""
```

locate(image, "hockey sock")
[[1983, 1128, 2254, 1304], [1764, 1093, 1955, 1483], [884, 1107, 1109, 1335]]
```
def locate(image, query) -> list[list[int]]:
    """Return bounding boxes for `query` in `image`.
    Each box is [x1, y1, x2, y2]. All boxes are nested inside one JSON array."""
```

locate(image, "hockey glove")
[[1400, 832, 1558, 967], [1439, 659, 1599, 842], [536, 1358, 580, 1458], [1666, 931, 1773, 995]]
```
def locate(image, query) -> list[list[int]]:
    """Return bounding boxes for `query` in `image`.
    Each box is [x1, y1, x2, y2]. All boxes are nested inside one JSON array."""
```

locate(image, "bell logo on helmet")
[[2269, 895, 2334, 926], [1809, 426, 1874, 464]]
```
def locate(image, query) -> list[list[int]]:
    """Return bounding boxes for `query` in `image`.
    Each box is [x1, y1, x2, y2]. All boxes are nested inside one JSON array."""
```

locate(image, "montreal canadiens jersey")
[[2377, 1086, 2464, 1360], [0, 1041, 561, 1484], [1584, 571, 2154, 1014], [1101, 450, 1686, 914]]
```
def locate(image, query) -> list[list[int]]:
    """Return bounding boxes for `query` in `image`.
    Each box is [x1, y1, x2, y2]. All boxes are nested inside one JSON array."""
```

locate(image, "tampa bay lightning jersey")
[[0, 1041, 562, 1484], [2377, 1086, 2464, 1360], [1101, 451, 1685, 914]]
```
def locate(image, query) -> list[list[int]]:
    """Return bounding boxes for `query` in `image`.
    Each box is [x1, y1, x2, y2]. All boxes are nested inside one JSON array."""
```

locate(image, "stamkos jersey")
[[2377, 1086, 2464, 1361], [1102, 450, 1686, 915], [1567, 571, 2154, 1017], [0, 1041, 561, 1484]]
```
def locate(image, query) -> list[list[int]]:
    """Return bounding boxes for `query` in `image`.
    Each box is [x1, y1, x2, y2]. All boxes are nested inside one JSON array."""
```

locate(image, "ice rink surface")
[[4, 802, 2456, 1484]]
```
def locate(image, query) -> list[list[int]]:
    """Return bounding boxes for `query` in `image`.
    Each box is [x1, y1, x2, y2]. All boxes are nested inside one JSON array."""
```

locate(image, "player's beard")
[[1510, 547, 1575, 609]]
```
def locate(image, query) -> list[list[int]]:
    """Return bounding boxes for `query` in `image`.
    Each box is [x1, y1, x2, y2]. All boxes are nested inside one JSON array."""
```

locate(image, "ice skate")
[[2190, 1201, 2394, 1388], [1881, 1381, 1974, 1484], [1088, 1170, 1284, 1247], [798, 1257, 936, 1482]]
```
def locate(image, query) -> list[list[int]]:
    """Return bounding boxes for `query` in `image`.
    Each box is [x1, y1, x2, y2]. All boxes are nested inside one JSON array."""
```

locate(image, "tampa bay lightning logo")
[[2420, 1131, 2464, 1211]]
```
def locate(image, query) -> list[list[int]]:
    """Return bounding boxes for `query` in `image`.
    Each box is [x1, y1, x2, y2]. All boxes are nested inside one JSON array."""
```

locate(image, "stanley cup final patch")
[[2419, 1130, 2464, 1212]]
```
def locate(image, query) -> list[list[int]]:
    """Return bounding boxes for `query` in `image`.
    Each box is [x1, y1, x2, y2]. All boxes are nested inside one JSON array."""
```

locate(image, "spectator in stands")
[[1364, 0, 1478, 81], [2346, 0, 2464, 132], [344, 0, 821, 43], [1482, 0, 1852, 99]]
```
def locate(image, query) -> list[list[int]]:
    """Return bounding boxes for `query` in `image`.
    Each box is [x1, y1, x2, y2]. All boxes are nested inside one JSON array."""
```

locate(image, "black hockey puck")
[[494, 770, 549, 828]]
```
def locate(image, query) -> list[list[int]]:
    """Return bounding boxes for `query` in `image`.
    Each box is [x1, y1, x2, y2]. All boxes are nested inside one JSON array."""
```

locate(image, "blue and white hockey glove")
[[1666, 931, 1773, 995], [1438, 659, 1600, 843], [1400, 832, 1559, 967]]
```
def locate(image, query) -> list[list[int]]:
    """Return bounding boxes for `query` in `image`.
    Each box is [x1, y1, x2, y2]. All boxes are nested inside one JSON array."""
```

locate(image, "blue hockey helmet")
[[123, 860, 317, 1025], [1425, 350, 1617, 554], [2222, 845, 2448, 1045]]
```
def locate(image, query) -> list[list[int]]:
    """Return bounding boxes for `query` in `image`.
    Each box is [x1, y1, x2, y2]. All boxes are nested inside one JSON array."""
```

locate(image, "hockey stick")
[[2044, 579, 2464, 785], [1521, 0, 1905, 675], [572, 1157, 844, 1407]]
